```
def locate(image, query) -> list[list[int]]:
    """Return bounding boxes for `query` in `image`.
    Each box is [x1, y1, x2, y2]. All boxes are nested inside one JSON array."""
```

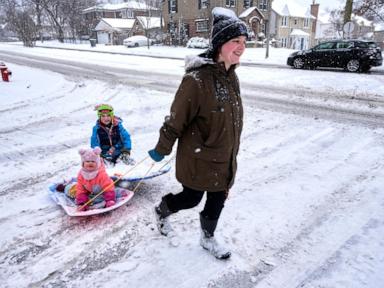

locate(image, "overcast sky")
[[297, 0, 345, 11]]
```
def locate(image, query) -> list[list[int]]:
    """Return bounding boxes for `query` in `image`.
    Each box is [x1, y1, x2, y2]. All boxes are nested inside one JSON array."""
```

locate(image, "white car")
[[123, 35, 153, 47], [186, 37, 209, 49]]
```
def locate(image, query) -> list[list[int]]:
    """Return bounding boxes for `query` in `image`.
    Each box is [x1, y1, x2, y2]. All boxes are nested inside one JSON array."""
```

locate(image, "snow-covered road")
[[1, 48, 384, 128], [0, 45, 383, 288]]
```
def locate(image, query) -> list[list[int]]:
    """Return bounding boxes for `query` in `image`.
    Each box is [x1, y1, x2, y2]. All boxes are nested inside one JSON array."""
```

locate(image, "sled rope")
[[159, 154, 176, 170], [132, 162, 156, 194], [78, 155, 149, 211], [132, 155, 175, 194]]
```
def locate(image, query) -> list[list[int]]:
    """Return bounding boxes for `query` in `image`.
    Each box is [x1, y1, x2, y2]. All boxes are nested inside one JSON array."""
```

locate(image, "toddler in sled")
[[90, 104, 133, 165], [76, 147, 116, 211]]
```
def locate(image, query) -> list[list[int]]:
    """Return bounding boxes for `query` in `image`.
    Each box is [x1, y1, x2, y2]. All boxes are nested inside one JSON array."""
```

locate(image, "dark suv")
[[287, 40, 383, 72]]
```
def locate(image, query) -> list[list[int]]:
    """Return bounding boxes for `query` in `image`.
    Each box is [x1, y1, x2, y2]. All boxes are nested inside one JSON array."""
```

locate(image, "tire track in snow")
[[209, 153, 384, 288], [3, 50, 384, 128], [17, 187, 158, 287]]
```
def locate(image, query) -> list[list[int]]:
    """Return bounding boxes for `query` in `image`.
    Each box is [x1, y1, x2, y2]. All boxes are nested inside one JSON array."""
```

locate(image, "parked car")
[[287, 39, 383, 72], [123, 35, 153, 47], [186, 37, 209, 49]]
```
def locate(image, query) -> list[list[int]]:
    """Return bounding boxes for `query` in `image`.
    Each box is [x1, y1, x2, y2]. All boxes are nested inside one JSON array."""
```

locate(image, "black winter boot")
[[154, 198, 174, 236], [200, 214, 231, 260]]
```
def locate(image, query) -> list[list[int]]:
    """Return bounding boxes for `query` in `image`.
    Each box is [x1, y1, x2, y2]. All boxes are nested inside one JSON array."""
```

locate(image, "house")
[[161, 0, 273, 45], [82, 1, 159, 39], [94, 16, 163, 45], [270, 0, 317, 50], [94, 18, 135, 44], [134, 16, 164, 42], [239, 7, 265, 41], [374, 22, 384, 49], [315, 13, 375, 44]]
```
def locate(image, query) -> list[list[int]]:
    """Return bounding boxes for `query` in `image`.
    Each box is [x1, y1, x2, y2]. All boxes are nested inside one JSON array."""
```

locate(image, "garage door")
[[97, 32, 109, 44]]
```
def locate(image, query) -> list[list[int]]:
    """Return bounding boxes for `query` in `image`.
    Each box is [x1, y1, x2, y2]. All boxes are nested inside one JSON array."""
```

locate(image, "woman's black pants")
[[162, 185, 227, 220]]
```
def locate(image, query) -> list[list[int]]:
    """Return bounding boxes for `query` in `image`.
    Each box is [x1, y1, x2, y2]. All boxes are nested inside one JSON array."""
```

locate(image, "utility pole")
[[344, 0, 353, 24], [266, 0, 273, 58]]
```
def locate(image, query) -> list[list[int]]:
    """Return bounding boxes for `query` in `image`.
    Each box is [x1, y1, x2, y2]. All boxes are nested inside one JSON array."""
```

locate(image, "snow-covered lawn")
[[0, 44, 383, 288]]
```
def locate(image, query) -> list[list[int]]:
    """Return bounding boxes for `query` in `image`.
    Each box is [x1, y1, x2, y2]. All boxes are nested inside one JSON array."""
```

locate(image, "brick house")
[[161, 0, 273, 45], [239, 7, 265, 41]]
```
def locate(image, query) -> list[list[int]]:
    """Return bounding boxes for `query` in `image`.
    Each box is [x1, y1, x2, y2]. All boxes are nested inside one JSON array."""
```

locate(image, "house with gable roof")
[[94, 18, 135, 44], [270, 0, 317, 49], [82, 1, 160, 42], [94, 16, 163, 45], [239, 7, 265, 41]]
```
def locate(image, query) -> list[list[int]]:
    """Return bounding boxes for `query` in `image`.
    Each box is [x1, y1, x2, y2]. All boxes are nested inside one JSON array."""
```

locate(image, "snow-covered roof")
[[272, 0, 315, 19], [290, 28, 310, 37], [136, 16, 163, 29], [95, 18, 135, 31], [83, 1, 153, 13], [239, 6, 264, 19], [374, 22, 384, 32]]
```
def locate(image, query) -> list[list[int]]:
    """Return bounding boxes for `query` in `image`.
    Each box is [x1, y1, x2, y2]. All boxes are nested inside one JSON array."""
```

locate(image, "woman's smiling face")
[[218, 36, 247, 70]]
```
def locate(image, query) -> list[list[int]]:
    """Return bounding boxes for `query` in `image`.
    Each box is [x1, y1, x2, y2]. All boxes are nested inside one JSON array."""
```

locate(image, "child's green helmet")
[[95, 104, 114, 118]]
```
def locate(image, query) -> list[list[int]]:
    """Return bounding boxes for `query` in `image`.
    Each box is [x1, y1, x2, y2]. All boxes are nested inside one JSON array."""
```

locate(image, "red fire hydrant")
[[0, 62, 11, 82]]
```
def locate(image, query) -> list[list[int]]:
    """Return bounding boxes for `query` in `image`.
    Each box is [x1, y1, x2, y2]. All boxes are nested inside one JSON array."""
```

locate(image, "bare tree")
[[328, 8, 344, 39], [24, 0, 46, 42], [1, 0, 37, 46], [38, 0, 66, 42], [354, 0, 384, 22], [344, 0, 353, 24], [61, 0, 96, 41], [142, 0, 163, 48]]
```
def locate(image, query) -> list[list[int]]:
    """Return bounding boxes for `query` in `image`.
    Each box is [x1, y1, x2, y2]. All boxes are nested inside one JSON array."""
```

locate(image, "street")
[[0, 46, 383, 288]]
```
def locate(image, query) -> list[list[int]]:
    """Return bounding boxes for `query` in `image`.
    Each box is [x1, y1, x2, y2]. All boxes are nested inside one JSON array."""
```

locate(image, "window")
[[168, 0, 177, 13], [196, 20, 209, 32], [281, 38, 287, 47], [316, 42, 336, 50], [355, 41, 369, 48], [304, 18, 309, 28], [168, 22, 177, 35], [226, 0, 236, 7], [244, 0, 253, 8], [259, 0, 267, 10], [260, 23, 266, 34], [336, 42, 353, 49], [199, 0, 209, 9], [124, 9, 133, 18], [281, 16, 288, 26], [294, 18, 298, 25]]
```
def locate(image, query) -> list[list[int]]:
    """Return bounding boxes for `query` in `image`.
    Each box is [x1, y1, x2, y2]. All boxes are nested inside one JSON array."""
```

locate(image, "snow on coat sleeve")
[[155, 74, 201, 155]]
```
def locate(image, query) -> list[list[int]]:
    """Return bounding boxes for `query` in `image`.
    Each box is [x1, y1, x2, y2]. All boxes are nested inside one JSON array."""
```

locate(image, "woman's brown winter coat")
[[155, 55, 243, 192]]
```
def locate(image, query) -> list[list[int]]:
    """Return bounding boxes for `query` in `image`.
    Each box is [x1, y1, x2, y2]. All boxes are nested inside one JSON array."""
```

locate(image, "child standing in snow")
[[91, 104, 132, 165], [76, 147, 116, 210], [148, 7, 248, 259]]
